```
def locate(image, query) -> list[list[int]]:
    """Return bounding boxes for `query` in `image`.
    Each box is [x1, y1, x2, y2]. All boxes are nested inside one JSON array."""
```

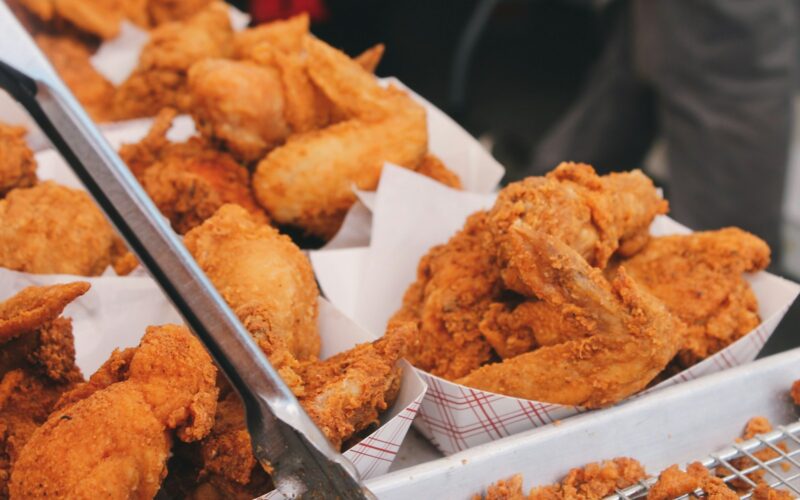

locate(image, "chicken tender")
[[616, 228, 770, 368], [0, 182, 117, 276], [112, 2, 233, 119], [457, 227, 684, 407], [184, 204, 320, 392], [9, 324, 218, 499], [0, 124, 36, 198]]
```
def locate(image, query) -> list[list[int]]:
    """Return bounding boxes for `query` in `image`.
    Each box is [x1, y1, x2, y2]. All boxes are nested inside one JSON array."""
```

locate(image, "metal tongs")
[[0, 4, 372, 499]]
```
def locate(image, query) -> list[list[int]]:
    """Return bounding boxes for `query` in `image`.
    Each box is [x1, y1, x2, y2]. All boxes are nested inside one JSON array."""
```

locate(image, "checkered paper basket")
[[311, 166, 800, 456]]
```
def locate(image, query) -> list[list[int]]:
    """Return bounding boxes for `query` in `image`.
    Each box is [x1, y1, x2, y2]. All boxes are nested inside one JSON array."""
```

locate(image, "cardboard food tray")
[[311, 165, 800, 455], [366, 346, 800, 499], [0, 268, 427, 481]]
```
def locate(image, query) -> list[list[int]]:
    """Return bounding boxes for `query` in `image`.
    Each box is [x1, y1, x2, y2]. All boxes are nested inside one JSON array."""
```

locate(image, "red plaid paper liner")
[[414, 272, 799, 455]]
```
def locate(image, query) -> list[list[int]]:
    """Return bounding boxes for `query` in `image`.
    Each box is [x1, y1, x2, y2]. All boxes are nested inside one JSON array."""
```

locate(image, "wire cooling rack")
[[607, 421, 800, 499]]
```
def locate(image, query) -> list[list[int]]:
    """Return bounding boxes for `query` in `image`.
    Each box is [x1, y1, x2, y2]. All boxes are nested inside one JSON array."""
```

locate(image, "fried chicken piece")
[[35, 34, 116, 123], [614, 228, 770, 368], [414, 153, 462, 189], [391, 212, 500, 379], [119, 109, 268, 233], [648, 462, 737, 500], [478, 301, 540, 360], [0, 282, 88, 496], [752, 483, 794, 500], [147, 0, 214, 25], [474, 474, 525, 500], [196, 322, 411, 496], [298, 321, 410, 448], [112, 2, 233, 119], [9, 324, 218, 499], [0, 125, 36, 199], [252, 36, 428, 239], [232, 13, 309, 60], [0, 182, 117, 276], [457, 227, 684, 407], [188, 59, 291, 163], [17, 0, 125, 38], [529, 458, 647, 500], [184, 204, 320, 393], [488, 162, 668, 295]]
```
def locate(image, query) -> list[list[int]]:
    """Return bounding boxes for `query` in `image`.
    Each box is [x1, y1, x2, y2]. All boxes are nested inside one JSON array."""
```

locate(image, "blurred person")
[[530, 0, 797, 259]]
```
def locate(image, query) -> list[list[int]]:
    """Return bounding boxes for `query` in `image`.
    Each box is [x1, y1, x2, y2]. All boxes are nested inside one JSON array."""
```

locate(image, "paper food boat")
[[311, 165, 800, 455], [368, 345, 800, 499]]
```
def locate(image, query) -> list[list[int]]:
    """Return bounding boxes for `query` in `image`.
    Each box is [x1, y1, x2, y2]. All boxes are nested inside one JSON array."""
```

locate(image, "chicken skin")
[[613, 228, 770, 368], [119, 109, 268, 234], [0, 182, 117, 276], [457, 226, 684, 407], [9, 324, 218, 499], [184, 204, 320, 393]]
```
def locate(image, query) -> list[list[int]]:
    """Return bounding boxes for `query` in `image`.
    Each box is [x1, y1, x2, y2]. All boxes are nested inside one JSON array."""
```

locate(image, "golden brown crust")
[[0, 124, 37, 198]]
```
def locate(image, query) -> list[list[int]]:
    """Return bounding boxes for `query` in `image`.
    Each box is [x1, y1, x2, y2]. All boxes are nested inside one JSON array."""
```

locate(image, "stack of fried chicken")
[[392, 162, 770, 408], [10, 2, 463, 242]]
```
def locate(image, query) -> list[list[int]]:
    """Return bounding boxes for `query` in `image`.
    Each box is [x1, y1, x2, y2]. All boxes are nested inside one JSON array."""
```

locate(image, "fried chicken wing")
[[413, 153, 462, 189], [0, 283, 88, 496], [35, 34, 115, 123], [488, 162, 668, 295], [457, 227, 683, 407], [184, 204, 319, 392], [0, 125, 36, 199], [614, 228, 770, 368], [391, 212, 499, 379], [252, 36, 428, 239], [119, 109, 268, 233], [9, 324, 218, 499], [232, 13, 309, 60], [194, 322, 411, 497], [0, 182, 117, 276], [112, 2, 233, 119], [354, 43, 386, 74]]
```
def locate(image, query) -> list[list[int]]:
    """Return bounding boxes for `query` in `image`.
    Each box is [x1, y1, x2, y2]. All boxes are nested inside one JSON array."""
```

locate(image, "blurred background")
[[246, 0, 800, 353]]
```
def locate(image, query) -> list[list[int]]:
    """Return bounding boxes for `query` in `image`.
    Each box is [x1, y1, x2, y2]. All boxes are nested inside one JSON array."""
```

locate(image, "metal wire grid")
[[606, 421, 800, 499]]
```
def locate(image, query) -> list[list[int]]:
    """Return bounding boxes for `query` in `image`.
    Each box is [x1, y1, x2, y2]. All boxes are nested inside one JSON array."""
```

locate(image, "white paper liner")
[[367, 346, 800, 499], [311, 165, 800, 455], [0, 269, 426, 481]]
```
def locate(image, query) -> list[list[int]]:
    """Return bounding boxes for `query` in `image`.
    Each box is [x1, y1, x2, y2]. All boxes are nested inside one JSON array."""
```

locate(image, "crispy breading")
[[0, 283, 88, 345], [615, 228, 770, 368], [112, 2, 233, 119], [0, 125, 36, 198], [184, 204, 320, 391], [9, 325, 218, 498], [0, 182, 117, 276]]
